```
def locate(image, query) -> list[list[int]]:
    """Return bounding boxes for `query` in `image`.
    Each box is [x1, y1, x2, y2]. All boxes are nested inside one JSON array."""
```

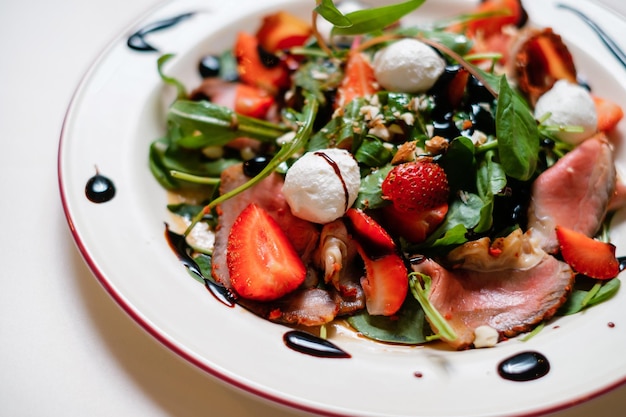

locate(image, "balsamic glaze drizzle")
[[85, 169, 115, 203], [557, 4, 626, 69], [127, 12, 195, 52], [283, 330, 351, 358], [164, 224, 236, 307], [314, 151, 350, 213]]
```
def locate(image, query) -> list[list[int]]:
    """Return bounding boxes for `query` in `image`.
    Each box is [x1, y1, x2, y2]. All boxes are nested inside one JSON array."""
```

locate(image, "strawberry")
[[465, 0, 526, 39], [381, 160, 450, 214], [593, 95, 624, 133], [381, 202, 448, 244], [227, 203, 306, 301], [359, 252, 408, 316], [345, 208, 396, 258], [336, 50, 378, 109], [255, 11, 312, 54], [555, 225, 620, 280], [234, 83, 275, 119], [234, 32, 290, 94], [344, 208, 408, 316]]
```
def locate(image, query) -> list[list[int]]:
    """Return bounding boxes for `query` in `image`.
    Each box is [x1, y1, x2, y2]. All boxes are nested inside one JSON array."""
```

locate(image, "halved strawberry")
[[227, 203, 306, 301], [555, 225, 620, 280], [344, 208, 408, 316], [381, 160, 449, 214], [336, 50, 379, 109]]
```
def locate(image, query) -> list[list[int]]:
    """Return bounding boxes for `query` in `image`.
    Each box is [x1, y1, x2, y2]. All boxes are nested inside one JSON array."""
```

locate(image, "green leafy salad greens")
[[149, 0, 621, 346]]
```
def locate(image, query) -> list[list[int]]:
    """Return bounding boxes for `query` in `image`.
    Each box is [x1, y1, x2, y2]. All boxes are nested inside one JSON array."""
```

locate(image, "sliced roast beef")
[[411, 252, 574, 350], [211, 163, 320, 288], [527, 134, 616, 253], [238, 288, 339, 326]]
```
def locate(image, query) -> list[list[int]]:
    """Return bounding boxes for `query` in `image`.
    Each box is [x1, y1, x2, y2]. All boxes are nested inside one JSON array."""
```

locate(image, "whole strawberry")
[[381, 160, 449, 213]]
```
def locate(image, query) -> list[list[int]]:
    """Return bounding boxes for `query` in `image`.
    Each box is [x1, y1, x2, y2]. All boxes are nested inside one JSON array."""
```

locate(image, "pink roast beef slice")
[[527, 133, 616, 253], [411, 255, 574, 350]]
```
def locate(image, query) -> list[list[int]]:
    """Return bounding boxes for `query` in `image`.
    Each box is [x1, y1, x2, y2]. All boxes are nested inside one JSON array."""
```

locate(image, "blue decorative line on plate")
[[557, 3, 626, 69], [127, 12, 196, 52]]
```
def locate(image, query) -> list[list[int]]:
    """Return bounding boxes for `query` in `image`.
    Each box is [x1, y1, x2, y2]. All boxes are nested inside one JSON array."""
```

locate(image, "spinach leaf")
[[332, 0, 426, 36], [558, 278, 621, 316], [293, 58, 343, 105], [347, 294, 433, 344], [474, 149, 506, 233], [307, 97, 368, 151], [354, 136, 393, 167], [495, 76, 539, 181], [355, 164, 393, 209], [439, 136, 476, 192]]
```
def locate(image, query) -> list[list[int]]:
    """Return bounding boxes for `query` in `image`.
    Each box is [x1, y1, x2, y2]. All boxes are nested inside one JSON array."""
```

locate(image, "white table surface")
[[2, 0, 626, 416]]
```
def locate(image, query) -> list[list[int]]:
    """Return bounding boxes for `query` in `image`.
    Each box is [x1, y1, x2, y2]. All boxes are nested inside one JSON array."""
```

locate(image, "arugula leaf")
[[332, 0, 426, 36], [157, 54, 187, 100], [495, 76, 539, 181], [315, 0, 352, 28], [409, 273, 457, 341], [558, 278, 621, 316]]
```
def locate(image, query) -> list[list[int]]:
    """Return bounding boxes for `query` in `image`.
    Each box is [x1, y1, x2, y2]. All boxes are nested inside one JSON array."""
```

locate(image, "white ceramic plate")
[[59, 0, 626, 416]]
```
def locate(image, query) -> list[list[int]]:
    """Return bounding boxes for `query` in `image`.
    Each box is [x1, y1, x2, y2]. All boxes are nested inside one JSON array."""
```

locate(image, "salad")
[[149, 0, 625, 350]]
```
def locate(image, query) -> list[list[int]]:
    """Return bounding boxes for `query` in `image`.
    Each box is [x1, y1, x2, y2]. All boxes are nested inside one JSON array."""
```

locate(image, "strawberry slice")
[[345, 208, 396, 258], [593, 95, 624, 133], [255, 11, 312, 54], [344, 208, 408, 316], [227, 203, 306, 301], [466, 0, 526, 39], [381, 202, 448, 244], [555, 225, 620, 280], [336, 50, 379, 109], [234, 83, 275, 119], [358, 251, 408, 316], [234, 32, 290, 94]]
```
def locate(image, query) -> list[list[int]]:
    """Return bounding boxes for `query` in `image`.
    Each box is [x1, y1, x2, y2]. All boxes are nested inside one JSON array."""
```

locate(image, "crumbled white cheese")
[[373, 38, 446, 93], [534, 79, 598, 145], [473, 325, 499, 348], [283, 148, 361, 224]]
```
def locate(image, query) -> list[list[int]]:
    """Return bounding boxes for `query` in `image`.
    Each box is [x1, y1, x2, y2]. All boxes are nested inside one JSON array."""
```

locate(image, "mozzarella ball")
[[534, 79, 598, 145], [373, 38, 446, 93], [283, 149, 360, 224]]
